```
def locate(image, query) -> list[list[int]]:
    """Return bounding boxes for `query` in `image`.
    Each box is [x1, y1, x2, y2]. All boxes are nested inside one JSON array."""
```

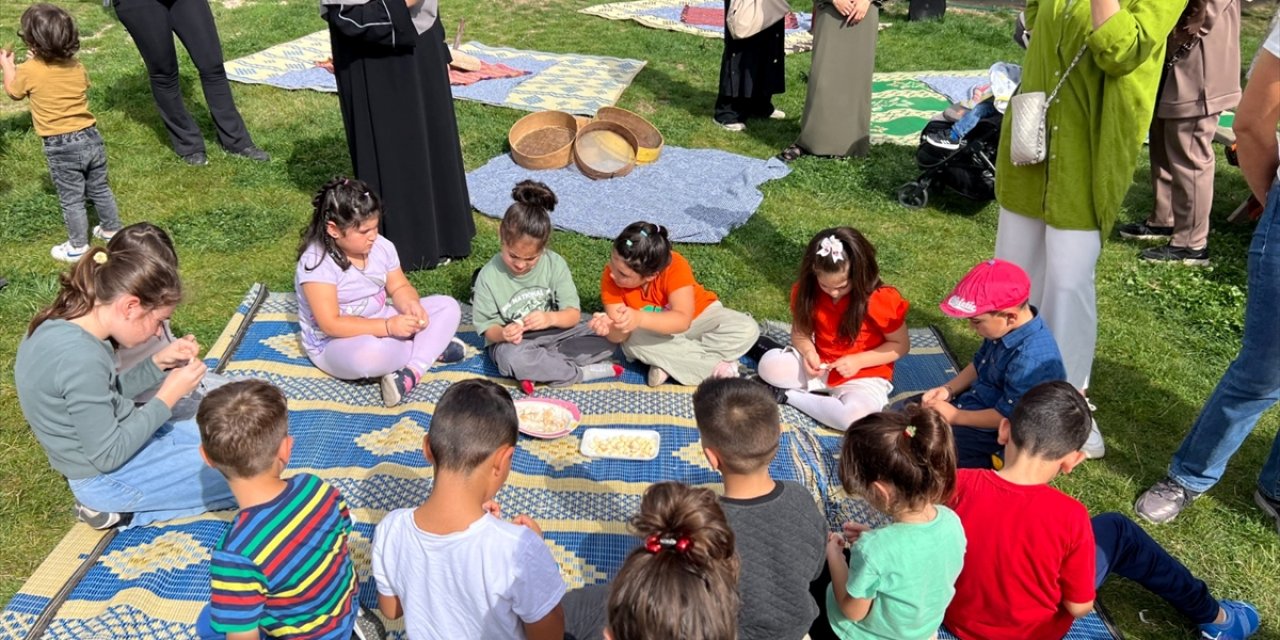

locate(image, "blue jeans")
[[43, 126, 122, 247], [1093, 513, 1218, 625], [1168, 180, 1280, 500], [950, 100, 998, 142], [67, 418, 235, 528]]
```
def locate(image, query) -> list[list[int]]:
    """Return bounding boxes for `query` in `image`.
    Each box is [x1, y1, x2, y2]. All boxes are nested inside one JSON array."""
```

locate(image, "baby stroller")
[[897, 111, 1003, 209]]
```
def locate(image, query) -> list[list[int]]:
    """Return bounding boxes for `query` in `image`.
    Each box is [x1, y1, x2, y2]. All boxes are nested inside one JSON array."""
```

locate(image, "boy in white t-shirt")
[[372, 379, 567, 639]]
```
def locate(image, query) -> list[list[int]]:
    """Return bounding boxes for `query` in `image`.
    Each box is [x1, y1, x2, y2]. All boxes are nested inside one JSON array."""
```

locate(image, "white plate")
[[515, 399, 580, 439], [579, 428, 660, 460]]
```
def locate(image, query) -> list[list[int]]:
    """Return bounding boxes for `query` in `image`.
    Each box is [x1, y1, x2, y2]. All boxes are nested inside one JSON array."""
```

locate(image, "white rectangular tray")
[[579, 428, 660, 461]]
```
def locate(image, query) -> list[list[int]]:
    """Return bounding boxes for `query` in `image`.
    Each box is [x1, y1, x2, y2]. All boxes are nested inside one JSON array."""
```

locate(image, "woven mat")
[[580, 0, 814, 53], [0, 286, 1116, 639], [224, 32, 646, 115]]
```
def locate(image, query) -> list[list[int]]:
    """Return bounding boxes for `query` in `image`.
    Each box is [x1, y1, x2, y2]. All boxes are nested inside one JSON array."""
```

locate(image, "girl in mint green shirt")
[[826, 407, 967, 640]]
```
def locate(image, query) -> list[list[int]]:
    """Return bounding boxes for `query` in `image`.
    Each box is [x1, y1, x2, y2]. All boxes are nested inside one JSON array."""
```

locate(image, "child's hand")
[[613, 307, 640, 333], [921, 385, 950, 405], [841, 521, 870, 545], [502, 321, 525, 345], [387, 314, 425, 338], [152, 334, 200, 370], [928, 401, 958, 423], [0, 49, 14, 70], [157, 358, 207, 404], [802, 351, 825, 378], [588, 312, 613, 336], [512, 514, 543, 537], [832, 354, 862, 378], [826, 531, 848, 560], [482, 500, 502, 518], [403, 302, 430, 327], [521, 310, 551, 332]]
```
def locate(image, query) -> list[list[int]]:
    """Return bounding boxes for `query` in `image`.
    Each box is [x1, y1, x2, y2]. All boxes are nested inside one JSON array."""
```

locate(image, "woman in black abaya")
[[322, 0, 474, 270]]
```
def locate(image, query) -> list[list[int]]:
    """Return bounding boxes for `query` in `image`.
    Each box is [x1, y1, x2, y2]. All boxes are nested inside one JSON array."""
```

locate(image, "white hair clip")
[[816, 236, 845, 262]]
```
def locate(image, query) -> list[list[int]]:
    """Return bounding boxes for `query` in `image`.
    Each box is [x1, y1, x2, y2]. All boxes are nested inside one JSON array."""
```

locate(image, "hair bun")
[[630, 482, 735, 571], [511, 180, 557, 212]]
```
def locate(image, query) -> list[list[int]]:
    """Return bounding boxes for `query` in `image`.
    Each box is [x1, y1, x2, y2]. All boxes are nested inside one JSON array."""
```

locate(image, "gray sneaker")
[[1254, 490, 1280, 535], [351, 606, 386, 640], [1135, 478, 1200, 524]]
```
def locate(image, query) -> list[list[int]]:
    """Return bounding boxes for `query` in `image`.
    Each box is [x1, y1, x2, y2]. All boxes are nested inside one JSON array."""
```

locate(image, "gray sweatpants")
[[489, 323, 615, 386]]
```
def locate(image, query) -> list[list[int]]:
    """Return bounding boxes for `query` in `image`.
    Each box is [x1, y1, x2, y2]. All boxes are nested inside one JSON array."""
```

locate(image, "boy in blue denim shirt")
[[1, 4, 123, 263], [922, 259, 1067, 469]]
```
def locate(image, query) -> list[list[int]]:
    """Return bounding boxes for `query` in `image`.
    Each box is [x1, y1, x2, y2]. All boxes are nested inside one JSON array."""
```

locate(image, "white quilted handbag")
[[1008, 44, 1088, 166]]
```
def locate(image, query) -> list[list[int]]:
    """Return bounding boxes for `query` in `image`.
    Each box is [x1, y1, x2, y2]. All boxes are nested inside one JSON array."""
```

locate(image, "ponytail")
[[499, 180, 557, 248], [607, 482, 739, 640], [29, 244, 182, 336], [612, 221, 672, 278], [298, 177, 382, 271], [838, 406, 957, 513]]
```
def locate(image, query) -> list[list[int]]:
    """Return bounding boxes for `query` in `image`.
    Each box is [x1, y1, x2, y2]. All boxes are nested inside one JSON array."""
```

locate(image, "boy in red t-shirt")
[[945, 381, 1260, 640]]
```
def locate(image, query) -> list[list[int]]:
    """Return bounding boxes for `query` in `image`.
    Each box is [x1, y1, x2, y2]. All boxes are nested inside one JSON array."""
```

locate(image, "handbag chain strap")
[[1046, 44, 1089, 104]]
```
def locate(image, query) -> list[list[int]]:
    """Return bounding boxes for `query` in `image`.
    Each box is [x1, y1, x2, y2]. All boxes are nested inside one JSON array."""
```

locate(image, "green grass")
[[0, 1, 1277, 637]]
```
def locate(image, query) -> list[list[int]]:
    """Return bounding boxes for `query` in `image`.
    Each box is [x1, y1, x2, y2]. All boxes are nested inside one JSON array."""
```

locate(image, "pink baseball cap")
[[939, 259, 1031, 318]]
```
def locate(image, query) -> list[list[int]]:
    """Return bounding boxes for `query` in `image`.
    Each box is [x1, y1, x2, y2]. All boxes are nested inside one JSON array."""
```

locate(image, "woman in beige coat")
[[1117, 0, 1241, 265]]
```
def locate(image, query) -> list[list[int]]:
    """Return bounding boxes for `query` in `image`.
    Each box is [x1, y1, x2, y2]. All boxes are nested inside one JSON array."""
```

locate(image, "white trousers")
[[994, 207, 1102, 390], [758, 348, 893, 431]]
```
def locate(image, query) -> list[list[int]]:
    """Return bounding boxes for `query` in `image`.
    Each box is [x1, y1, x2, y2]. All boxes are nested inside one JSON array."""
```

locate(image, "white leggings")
[[994, 208, 1101, 390], [758, 348, 893, 431]]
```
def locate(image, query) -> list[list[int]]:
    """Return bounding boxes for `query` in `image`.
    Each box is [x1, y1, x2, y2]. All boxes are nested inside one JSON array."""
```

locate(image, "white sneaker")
[[1081, 418, 1106, 459], [717, 120, 746, 132], [92, 225, 117, 242], [51, 241, 88, 263], [769, 109, 786, 119]]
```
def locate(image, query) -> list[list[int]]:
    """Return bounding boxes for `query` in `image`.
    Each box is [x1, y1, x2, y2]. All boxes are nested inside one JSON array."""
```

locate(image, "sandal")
[[777, 143, 810, 163]]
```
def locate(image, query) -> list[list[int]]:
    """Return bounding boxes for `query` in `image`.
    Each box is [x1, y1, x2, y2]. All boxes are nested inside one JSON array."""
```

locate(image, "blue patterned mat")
[[0, 286, 1116, 639]]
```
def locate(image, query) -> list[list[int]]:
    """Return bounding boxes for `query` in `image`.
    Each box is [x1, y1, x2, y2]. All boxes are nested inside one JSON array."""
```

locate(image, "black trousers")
[[113, 0, 253, 156]]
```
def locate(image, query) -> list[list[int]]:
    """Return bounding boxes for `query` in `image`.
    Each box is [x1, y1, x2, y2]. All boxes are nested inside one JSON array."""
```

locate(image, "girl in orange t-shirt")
[[758, 228, 910, 430], [589, 221, 759, 386]]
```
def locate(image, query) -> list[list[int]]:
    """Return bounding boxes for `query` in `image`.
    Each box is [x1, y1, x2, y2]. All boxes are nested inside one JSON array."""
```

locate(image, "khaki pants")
[[621, 302, 759, 385], [1149, 112, 1220, 249]]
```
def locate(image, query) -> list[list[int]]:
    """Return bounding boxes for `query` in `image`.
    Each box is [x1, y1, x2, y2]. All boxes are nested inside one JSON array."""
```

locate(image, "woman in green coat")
[[993, 0, 1185, 458]]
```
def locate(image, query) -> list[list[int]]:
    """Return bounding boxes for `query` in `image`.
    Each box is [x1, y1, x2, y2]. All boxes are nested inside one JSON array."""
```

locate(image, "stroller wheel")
[[898, 182, 929, 209]]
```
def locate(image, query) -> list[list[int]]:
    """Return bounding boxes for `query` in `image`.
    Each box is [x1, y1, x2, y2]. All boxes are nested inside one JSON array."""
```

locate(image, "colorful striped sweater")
[[209, 473, 357, 639]]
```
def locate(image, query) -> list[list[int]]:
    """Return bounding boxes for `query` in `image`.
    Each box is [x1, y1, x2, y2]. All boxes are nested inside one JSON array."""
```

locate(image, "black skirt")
[[330, 19, 475, 271]]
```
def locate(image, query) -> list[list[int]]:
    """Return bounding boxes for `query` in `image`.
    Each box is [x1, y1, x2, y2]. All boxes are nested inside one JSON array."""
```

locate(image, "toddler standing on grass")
[[1, 3, 123, 262], [472, 180, 620, 395]]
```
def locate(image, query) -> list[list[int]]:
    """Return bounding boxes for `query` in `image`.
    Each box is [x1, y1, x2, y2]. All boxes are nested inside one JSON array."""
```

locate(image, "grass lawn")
[[1, 0, 1278, 637]]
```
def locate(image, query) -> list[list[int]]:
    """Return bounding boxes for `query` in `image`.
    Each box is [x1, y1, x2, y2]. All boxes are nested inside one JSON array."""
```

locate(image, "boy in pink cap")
[[921, 259, 1067, 468]]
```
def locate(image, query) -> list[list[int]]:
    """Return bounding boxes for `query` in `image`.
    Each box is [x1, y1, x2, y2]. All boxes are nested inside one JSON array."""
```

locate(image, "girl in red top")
[[758, 227, 909, 430], [590, 221, 759, 386]]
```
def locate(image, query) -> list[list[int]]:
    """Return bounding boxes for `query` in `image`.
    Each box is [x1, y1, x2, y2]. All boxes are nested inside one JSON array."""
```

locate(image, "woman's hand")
[[152, 335, 200, 370], [387, 314, 426, 338], [844, 0, 871, 24], [156, 359, 207, 407], [521, 310, 551, 332]]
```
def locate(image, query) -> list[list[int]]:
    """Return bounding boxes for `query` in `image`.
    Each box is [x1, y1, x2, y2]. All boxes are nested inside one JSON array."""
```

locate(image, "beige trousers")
[[621, 301, 760, 385], [1148, 112, 1220, 249]]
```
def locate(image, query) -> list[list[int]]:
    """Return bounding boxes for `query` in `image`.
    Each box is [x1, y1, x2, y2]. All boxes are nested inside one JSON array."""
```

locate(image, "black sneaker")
[[1141, 244, 1210, 266], [226, 145, 270, 162], [923, 129, 960, 150], [1255, 490, 1280, 535], [181, 151, 208, 166], [1117, 221, 1173, 240], [747, 374, 789, 405], [747, 335, 785, 362], [75, 501, 132, 530], [436, 337, 466, 364]]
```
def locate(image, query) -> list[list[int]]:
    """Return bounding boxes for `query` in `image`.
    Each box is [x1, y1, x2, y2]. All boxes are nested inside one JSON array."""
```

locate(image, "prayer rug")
[[224, 31, 646, 115], [580, 0, 815, 54], [0, 287, 1115, 639], [680, 5, 800, 30], [466, 145, 791, 243]]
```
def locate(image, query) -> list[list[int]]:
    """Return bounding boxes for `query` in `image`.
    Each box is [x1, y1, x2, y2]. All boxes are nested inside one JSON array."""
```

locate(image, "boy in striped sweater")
[[195, 380, 359, 639]]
